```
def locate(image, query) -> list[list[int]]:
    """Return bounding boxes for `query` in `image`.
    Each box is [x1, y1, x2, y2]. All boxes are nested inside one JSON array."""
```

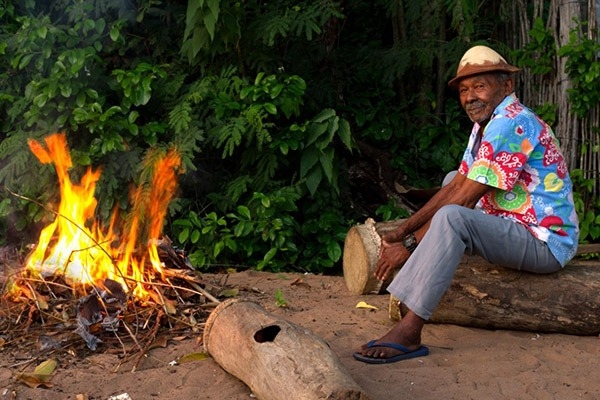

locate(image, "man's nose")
[[465, 89, 478, 102]]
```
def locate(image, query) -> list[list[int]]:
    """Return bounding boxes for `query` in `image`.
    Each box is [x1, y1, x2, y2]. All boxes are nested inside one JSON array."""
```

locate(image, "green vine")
[[558, 23, 600, 118]]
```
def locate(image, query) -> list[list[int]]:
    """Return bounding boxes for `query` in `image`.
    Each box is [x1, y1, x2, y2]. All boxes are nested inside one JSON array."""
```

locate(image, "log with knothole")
[[203, 299, 371, 400]]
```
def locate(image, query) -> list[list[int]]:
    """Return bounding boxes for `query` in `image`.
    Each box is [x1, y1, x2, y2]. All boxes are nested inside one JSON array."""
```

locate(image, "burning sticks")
[[0, 132, 223, 365], [18, 133, 184, 299]]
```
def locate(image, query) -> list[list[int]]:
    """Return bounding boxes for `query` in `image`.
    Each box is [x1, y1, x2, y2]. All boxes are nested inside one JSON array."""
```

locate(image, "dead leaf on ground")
[[16, 358, 57, 388], [177, 352, 209, 363], [148, 289, 177, 315], [148, 335, 168, 350], [290, 278, 311, 289], [355, 301, 378, 310], [218, 288, 239, 298], [19, 284, 48, 310]]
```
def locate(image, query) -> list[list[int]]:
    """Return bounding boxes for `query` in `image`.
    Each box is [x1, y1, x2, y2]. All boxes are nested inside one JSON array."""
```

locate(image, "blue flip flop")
[[353, 340, 429, 364]]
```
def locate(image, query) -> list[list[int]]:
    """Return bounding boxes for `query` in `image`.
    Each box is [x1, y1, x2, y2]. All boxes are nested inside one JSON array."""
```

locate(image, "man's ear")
[[504, 77, 515, 94]]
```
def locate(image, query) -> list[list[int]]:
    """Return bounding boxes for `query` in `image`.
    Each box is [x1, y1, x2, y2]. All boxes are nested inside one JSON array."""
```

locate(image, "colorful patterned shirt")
[[458, 94, 579, 266]]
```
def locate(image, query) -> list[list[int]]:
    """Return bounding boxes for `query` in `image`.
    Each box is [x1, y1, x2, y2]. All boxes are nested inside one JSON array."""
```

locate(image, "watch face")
[[403, 235, 416, 247]]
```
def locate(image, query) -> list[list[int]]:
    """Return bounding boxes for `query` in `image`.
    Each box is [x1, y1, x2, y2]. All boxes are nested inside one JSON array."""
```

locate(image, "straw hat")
[[448, 45, 520, 87]]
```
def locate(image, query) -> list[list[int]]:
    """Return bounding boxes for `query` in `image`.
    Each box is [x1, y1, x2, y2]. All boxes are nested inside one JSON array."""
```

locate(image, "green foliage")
[[1, 0, 597, 271], [0, 1, 182, 228], [514, 18, 555, 75], [532, 103, 557, 127], [446, 0, 478, 42], [571, 169, 600, 243], [173, 184, 354, 273], [173, 187, 301, 272], [298, 108, 353, 196], [181, 1, 344, 65], [558, 24, 600, 118], [376, 199, 410, 221], [181, 0, 227, 62], [298, 200, 353, 271], [251, 2, 344, 46], [166, 67, 354, 273], [274, 288, 288, 308]]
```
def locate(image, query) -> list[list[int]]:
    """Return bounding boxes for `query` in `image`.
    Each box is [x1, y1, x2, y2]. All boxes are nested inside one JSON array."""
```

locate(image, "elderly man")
[[354, 45, 579, 364]]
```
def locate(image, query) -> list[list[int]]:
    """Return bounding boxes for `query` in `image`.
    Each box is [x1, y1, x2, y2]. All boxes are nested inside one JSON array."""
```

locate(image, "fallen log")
[[388, 256, 600, 335], [204, 299, 371, 400], [343, 219, 600, 335]]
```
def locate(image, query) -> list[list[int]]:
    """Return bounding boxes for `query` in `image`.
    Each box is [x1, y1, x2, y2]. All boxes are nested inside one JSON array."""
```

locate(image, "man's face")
[[458, 73, 512, 124]]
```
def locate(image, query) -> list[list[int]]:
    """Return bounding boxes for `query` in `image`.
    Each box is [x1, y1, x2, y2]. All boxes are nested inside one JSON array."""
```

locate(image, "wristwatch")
[[402, 233, 418, 254]]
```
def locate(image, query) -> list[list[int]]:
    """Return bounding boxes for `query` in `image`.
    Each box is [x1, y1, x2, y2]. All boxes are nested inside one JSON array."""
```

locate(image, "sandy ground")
[[1, 268, 600, 400]]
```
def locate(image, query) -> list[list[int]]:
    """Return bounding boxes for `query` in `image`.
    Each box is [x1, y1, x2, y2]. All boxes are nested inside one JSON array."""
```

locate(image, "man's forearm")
[[383, 184, 455, 243], [384, 172, 488, 243]]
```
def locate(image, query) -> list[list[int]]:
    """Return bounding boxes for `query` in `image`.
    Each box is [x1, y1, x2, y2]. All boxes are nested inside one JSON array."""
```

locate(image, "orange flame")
[[24, 133, 181, 299]]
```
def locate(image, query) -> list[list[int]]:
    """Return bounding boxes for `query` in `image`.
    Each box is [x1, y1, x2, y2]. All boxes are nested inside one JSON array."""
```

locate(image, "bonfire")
[[1, 133, 222, 381]]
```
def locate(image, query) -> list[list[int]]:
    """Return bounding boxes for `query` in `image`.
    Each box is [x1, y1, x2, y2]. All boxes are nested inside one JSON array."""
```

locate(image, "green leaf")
[[313, 108, 335, 123], [18, 53, 34, 69], [234, 221, 246, 237], [270, 83, 284, 98], [33, 93, 48, 107], [319, 147, 334, 183], [240, 86, 253, 99], [83, 19, 95, 32], [300, 147, 320, 178], [327, 241, 342, 262], [305, 167, 323, 196], [36, 26, 48, 39], [60, 85, 72, 98], [178, 228, 190, 243], [213, 241, 224, 257], [255, 72, 265, 85], [0, 198, 12, 217], [96, 18, 106, 34], [315, 116, 338, 150], [279, 142, 289, 155], [110, 25, 120, 41], [337, 118, 353, 150], [173, 219, 193, 228], [263, 102, 277, 115], [237, 205, 251, 220], [263, 247, 277, 263], [190, 229, 201, 244], [306, 122, 328, 147], [260, 196, 271, 208], [203, 10, 218, 41], [188, 251, 206, 268]]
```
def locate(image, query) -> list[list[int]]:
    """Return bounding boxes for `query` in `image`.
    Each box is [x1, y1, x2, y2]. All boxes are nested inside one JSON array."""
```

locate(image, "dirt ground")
[[1, 267, 600, 400]]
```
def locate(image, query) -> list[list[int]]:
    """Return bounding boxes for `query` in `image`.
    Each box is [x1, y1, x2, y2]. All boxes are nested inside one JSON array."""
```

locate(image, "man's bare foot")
[[355, 310, 426, 361], [353, 339, 429, 364]]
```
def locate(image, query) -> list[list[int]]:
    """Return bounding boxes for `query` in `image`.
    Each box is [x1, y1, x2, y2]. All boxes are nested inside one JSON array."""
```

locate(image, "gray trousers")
[[386, 204, 561, 320]]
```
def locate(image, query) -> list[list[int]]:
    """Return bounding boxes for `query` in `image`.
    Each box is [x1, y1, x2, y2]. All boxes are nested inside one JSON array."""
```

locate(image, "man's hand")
[[374, 239, 411, 281]]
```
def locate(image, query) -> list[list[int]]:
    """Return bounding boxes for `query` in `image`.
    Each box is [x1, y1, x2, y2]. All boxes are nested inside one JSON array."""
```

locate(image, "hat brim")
[[448, 63, 520, 88]]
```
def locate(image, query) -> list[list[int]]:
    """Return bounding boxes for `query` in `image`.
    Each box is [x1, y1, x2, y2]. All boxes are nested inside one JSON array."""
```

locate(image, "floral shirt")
[[458, 94, 579, 266]]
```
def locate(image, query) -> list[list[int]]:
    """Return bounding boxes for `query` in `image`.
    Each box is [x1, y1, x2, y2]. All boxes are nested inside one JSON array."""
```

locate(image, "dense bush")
[[1, 1, 597, 273]]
